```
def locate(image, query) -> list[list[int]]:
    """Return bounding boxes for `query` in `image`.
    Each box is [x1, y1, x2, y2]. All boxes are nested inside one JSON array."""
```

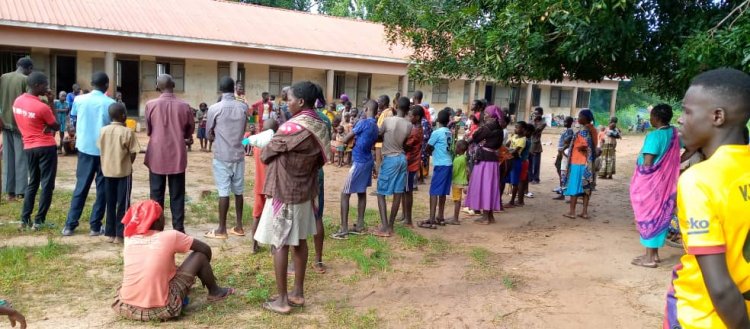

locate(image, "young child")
[[197, 102, 208, 151], [664, 68, 750, 329], [401, 106, 424, 227], [506, 122, 527, 208], [518, 122, 534, 205], [331, 100, 379, 240], [418, 108, 453, 228], [343, 113, 353, 165], [374, 97, 412, 237], [554, 116, 575, 199], [242, 118, 278, 253], [97, 103, 140, 244], [334, 125, 346, 167], [62, 125, 77, 155], [448, 140, 468, 224]]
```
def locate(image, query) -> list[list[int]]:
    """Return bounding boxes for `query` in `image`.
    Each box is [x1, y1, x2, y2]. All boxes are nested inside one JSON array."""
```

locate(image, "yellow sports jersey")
[[509, 134, 525, 151], [665, 145, 750, 329]]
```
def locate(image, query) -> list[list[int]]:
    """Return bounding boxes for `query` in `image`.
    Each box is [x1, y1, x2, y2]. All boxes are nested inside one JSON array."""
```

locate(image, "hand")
[[45, 89, 55, 105], [186, 138, 194, 146], [8, 309, 26, 329]]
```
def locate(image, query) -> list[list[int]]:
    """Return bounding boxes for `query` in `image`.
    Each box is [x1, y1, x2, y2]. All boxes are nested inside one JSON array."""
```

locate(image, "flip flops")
[[330, 231, 349, 240], [229, 227, 245, 236], [417, 221, 437, 229], [204, 229, 228, 240], [207, 287, 235, 302]]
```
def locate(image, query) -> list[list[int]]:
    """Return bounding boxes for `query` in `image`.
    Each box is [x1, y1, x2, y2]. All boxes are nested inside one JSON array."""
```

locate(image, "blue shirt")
[[428, 127, 453, 166], [558, 127, 574, 151], [66, 92, 77, 110], [71, 90, 113, 156], [351, 117, 378, 163], [637, 126, 674, 166]]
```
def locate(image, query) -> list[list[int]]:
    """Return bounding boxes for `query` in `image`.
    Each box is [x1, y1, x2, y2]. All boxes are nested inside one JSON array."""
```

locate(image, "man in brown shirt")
[[144, 74, 194, 232], [0, 57, 33, 201], [98, 103, 140, 243]]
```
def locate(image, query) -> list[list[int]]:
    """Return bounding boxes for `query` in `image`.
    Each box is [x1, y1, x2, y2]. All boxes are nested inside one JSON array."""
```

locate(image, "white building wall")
[[244, 63, 270, 101], [371, 74, 399, 100]]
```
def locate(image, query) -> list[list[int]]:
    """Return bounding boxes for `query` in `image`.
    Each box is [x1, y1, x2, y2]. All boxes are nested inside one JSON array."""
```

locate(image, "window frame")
[[431, 79, 449, 104], [268, 66, 292, 98]]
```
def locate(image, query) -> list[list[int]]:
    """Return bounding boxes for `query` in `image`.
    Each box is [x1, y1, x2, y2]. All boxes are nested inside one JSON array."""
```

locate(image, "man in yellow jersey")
[[665, 68, 750, 329]]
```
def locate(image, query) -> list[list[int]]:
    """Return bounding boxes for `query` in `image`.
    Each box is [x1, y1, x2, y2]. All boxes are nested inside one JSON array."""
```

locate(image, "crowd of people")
[[1, 55, 749, 327]]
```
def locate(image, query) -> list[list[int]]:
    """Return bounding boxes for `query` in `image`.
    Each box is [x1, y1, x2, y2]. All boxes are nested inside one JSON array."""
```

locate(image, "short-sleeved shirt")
[[452, 154, 468, 185], [558, 128, 574, 151], [119, 230, 194, 308], [71, 90, 114, 156], [97, 122, 141, 178], [428, 127, 453, 166], [12, 93, 57, 149], [405, 125, 423, 172], [666, 145, 750, 328], [510, 134, 526, 154], [379, 116, 412, 156], [65, 92, 77, 109], [638, 126, 674, 165], [145, 93, 195, 174], [207, 94, 248, 163], [0, 71, 28, 131], [351, 117, 378, 163], [54, 99, 69, 114]]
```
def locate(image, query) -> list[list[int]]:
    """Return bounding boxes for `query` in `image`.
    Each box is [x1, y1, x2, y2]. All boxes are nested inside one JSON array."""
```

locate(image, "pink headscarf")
[[485, 105, 505, 126], [122, 200, 163, 237]]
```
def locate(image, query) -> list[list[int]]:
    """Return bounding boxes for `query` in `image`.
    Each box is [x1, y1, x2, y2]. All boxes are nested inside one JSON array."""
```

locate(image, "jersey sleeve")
[[352, 120, 363, 135], [678, 172, 726, 255], [427, 129, 438, 146], [41, 104, 57, 125]]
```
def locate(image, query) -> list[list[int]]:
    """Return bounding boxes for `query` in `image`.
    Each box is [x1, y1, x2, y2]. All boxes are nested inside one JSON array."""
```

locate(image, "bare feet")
[[631, 255, 657, 268], [562, 213, 576, 219]]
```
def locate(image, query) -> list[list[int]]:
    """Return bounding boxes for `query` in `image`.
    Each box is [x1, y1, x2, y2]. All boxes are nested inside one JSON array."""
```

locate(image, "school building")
[[0, 0, 619, 121]]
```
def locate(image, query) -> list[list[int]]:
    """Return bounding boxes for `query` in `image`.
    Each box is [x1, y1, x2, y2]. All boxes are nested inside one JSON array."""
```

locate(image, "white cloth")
[[253, 198, 317, 247]]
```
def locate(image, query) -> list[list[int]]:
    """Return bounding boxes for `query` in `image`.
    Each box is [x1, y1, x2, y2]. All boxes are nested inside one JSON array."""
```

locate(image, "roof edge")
[[0, 20, 410, 65]]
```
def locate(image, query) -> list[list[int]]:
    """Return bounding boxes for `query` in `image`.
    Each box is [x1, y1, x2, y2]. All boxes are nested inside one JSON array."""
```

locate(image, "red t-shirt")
[[12, 93, 57, 149]]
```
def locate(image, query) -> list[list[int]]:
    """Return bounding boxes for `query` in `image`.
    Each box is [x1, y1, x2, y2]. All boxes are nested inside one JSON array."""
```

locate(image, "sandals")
[[262, 301, 291, 315], [443, 219, 460, 225], [631, 256, 658, 268], [435, 219, 446, 226], [330, 231, 349, 240], [204, 229, 228, 240], [349, 224, 367, 235], [207, 287, 235, 302], [312, 261, 327, 274], [229, 227, 245, 236], [372, 230, 392, 237], [417, 221, 437, 229]]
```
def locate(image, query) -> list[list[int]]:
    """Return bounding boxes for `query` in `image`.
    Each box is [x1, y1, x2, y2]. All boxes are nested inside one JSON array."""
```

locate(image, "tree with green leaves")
[[371, 0, 749, 98]]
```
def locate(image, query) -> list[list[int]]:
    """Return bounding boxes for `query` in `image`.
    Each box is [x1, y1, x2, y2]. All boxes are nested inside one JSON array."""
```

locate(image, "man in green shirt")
[[0, 57, 33, 201]]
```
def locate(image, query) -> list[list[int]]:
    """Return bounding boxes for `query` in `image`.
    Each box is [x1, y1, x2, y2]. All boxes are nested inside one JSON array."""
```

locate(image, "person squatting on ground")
[[112, 200, 233, 322], [97, 103, 140, 243]]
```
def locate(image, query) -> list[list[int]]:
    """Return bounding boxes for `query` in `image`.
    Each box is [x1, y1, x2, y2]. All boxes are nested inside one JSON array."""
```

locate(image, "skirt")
[[254, 198, 317, 247], [112, 271, 194, 321], [600, 143, 616, 176], [564, 164, 592, 197], [464, 161, 501, 211]]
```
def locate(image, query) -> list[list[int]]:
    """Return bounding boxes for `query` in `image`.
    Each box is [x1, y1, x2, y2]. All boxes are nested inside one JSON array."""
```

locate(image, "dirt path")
[[6, 131, 679, 328]]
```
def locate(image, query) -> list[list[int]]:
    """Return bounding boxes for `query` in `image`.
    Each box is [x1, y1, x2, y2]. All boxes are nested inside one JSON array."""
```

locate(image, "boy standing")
[[374, 97, 412, 237], [54, 91, 68, 153], [419, 109, 453, 228], [448, 140, 468, 224], [13, 72, 59, 230], [506, 122, 527, 208], [664, 68, 750, 329], [331, 100, 379, 239], [554, 116, 575, 199], [196, 102, 208, 152], [98, 103, 140, 243], [401, 106, 424, 227]]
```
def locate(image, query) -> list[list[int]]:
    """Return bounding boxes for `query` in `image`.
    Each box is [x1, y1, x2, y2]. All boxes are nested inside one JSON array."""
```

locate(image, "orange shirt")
[[570, 133, 588, 165], [254, 146, 266, 195], [119, 230, 194, 308]]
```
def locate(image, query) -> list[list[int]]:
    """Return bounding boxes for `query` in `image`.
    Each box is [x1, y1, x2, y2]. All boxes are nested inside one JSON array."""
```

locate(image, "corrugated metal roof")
[[0, 0, 410, 62]]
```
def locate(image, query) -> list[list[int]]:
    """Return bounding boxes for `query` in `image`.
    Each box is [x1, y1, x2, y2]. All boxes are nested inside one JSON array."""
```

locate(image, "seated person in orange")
[[112, 200, 234, 321]]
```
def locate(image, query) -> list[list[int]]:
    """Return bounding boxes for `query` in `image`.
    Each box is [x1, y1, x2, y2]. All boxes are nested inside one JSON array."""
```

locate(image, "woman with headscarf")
[[464, 105, 505, 224], [562, 109, 598, 219], [113, 200, 233, 322], [629, 104, 680, 268], [254, 81, 330, 315]]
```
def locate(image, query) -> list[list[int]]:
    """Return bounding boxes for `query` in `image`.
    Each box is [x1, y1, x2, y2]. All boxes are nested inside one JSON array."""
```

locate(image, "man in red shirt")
[[145, 75, 195, 233], [12, 72, 59, 230]]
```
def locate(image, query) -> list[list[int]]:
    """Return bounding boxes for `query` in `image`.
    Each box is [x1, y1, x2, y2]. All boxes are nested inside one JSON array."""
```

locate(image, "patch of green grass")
[[324, 300, 379, 329], [502, 275, 517, 290], [0, 238, 73, 295], [0, 191, 91, 237], [469, 247, 492, 271], [244, 273, 272, 303], [394, 226, 429, 248], [330, 235, 390, 275]]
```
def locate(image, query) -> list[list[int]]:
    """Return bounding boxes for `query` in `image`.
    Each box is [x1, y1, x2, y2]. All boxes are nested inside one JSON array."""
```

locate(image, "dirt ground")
[[4, 129, 681, 328]]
